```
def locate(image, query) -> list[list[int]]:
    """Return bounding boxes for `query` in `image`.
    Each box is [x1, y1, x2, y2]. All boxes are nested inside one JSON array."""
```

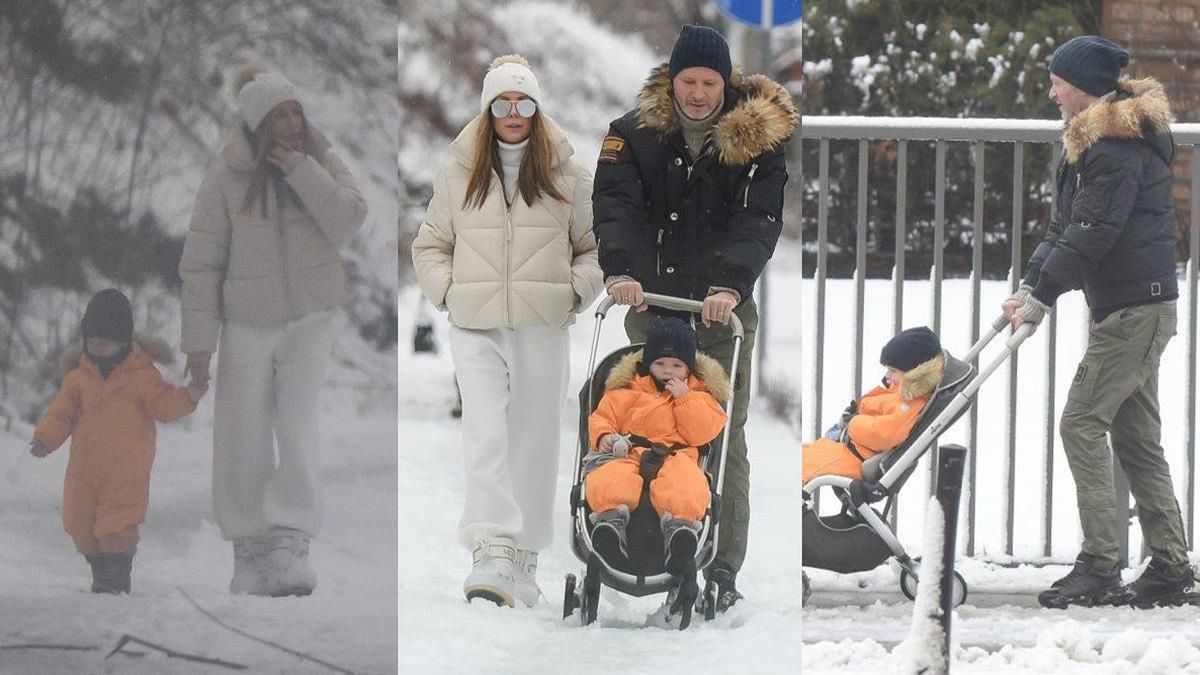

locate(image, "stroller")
[[801, 315, 1035, 606], [562, 293, 743, 630]]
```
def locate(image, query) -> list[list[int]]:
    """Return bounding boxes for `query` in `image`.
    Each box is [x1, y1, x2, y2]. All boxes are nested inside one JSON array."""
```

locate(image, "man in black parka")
[[1004, 35, 1193, 609], [593, 24, 797, 614]]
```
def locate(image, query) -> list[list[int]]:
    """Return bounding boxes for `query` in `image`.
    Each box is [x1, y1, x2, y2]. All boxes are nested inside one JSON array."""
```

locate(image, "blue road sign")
[[714, 0, 803, 29]]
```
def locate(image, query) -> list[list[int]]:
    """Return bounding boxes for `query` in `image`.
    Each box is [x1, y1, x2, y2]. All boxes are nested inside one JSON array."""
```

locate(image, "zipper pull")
[[743, 163, 759, 208], [656, 229, 664, 275]]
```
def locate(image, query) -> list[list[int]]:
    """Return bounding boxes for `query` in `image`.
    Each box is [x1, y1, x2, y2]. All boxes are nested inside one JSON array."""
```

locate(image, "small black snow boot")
[[590, 506, 630, 564], [1110, 557, 1195, 609], [87, 552, 132, 594], [1038, 554, 1120, 609], [661, 514, 700, 576]]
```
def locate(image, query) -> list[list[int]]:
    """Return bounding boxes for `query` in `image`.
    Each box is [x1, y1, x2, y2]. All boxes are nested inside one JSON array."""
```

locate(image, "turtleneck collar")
[[496, 138, 529, 204], [674, 98, 723, 161]]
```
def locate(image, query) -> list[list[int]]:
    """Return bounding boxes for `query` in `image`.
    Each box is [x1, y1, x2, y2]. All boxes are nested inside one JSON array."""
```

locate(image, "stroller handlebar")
[[595, 293, 745, 340]]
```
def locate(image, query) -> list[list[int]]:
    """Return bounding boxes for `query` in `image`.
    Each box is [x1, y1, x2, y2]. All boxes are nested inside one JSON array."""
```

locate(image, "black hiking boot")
[[1049, 552, 1100, 590], [708, 561, 743, 613], [1109, 557, 1195, 609], [1037, 554, 1120, 609]]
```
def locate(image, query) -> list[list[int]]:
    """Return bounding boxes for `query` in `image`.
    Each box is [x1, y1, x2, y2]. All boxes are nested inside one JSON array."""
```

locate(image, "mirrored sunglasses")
[[490, 99, 537, 119]]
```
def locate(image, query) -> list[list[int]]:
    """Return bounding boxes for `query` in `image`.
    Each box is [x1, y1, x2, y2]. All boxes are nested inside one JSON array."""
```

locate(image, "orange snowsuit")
[[586, 351, 728, 522], [33, 337, 196, 555], [802, 354, 944, 484]]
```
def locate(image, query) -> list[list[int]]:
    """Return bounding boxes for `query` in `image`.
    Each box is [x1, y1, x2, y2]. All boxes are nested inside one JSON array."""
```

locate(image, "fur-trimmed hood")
[[635, 63, 798, 166], [603, 349, 732, 401], [1063, 77, 1174, 165], [898, 352, 945, 401], [220, 124, 334, 173], [59, 333, 176, 377]]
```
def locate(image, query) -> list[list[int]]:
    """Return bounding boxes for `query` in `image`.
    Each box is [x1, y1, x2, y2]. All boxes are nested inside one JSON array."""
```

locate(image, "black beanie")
[[880, 326, 941, 372], [669, 24, 732, 83], [81, 288, 133, 344], [1049, 36, 1130, 97], [641, 317, 697, 371]]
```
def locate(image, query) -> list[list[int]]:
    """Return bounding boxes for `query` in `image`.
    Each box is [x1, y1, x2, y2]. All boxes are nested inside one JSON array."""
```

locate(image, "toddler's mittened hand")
[[598, 433, 618, 453], [29, 438, 48, 458], [611, 435, 630, 458]]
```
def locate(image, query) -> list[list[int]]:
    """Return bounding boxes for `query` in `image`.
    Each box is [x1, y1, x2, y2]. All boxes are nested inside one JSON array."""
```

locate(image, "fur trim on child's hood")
[[59, 333, 176, 376], [899, 352, 945, 401], [603, 349, 732, 401]]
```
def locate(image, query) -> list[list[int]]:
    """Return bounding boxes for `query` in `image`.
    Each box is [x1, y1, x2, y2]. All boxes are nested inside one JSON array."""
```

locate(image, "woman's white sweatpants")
[[449, 325, 569, 551], [213, 309, 339, 540]]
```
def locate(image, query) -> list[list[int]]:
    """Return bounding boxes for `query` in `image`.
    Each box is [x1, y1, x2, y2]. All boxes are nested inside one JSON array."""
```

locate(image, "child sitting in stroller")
[[584, 317, 729, 575], [803, 326, 945, 484]]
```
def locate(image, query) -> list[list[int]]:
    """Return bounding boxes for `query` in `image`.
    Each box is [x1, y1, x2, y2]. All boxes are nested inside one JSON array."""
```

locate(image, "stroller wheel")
[[899, 567, 968, 607], [562, 573, 579, 620], [702, 580, 717, 621]]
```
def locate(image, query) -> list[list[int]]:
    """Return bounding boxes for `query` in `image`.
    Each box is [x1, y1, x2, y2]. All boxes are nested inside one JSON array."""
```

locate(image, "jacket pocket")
[[1143, 307, 1177, 366]]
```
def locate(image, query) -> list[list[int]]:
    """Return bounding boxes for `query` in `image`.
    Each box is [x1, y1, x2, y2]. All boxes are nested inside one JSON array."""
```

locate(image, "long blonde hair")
[[238, 115, 320, 218], [462, 111, 568, 211]]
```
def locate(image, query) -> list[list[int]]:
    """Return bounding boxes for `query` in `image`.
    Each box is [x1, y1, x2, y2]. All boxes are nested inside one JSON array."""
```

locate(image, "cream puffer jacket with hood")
[[179, 126, 367, 354], [411, 114, 603, 330]]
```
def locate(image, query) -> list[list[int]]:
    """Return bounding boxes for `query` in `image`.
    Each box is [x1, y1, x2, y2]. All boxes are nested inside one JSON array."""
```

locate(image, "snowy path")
[[398, 286, 804, 674], [0, 345, 398, 674]]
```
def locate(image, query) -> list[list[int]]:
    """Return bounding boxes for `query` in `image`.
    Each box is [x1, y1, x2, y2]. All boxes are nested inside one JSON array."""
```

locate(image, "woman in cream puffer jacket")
[[412, 55, 602, 610], [179, 65, 366, 598]]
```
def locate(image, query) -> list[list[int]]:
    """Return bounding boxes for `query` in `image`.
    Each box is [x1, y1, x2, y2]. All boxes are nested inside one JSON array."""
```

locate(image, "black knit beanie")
[[641, 317, 697, 372], [1049, 36, 1130, 97], [669, 24, 732, 83], [880, 326, 941, 372], [82, 288, 133, 344]]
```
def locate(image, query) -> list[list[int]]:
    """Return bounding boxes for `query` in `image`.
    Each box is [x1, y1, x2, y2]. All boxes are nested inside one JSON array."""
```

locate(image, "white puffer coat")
[[179, 126, 367, 354], [411, 115, 603, 329]]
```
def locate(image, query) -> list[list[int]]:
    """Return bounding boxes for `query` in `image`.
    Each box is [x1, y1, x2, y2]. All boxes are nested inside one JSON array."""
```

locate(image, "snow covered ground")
[[400, 234, 1200, 673], [0, 330, 398, 674]]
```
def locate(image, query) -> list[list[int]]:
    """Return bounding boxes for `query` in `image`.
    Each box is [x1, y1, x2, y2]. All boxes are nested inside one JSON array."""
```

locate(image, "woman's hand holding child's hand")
[[29, 438, 48, 458], [664, 377, 689, 399], [186, 376, 209, 404]]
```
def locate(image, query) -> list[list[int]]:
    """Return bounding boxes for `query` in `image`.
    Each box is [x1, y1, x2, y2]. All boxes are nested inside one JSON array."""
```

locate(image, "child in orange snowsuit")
[[30, 289, 207, 594], [585, 317, 728, 574], [803, 326, 945, 484]]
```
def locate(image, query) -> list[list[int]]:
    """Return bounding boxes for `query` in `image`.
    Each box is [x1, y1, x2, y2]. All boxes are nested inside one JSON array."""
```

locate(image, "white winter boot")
[[262, 528, 317, 597], [512, 548, 542, 608], [464, 537, 518, 607], [230, 536, 271, 595]]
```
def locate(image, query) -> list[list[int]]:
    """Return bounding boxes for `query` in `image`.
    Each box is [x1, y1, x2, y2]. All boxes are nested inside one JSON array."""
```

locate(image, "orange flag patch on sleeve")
[[598, 134, 626, 164]]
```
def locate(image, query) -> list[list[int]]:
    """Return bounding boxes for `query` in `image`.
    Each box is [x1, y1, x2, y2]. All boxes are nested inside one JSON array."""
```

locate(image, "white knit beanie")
[[479, 55, 541, 112], [233, 65, 299, 130]]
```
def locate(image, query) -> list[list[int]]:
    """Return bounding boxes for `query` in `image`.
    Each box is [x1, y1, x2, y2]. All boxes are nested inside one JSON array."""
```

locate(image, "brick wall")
[[1104, 0, 1200, 256]]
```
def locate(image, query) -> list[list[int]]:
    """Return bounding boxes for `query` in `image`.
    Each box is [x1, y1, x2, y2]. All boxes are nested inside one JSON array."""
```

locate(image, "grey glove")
[[1006, 284, 1033, 306], [1015, 296, 1051, 326]]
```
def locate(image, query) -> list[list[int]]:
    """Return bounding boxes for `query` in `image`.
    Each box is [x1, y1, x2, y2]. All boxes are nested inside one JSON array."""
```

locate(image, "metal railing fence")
[[800, 115, 1200, 560]]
